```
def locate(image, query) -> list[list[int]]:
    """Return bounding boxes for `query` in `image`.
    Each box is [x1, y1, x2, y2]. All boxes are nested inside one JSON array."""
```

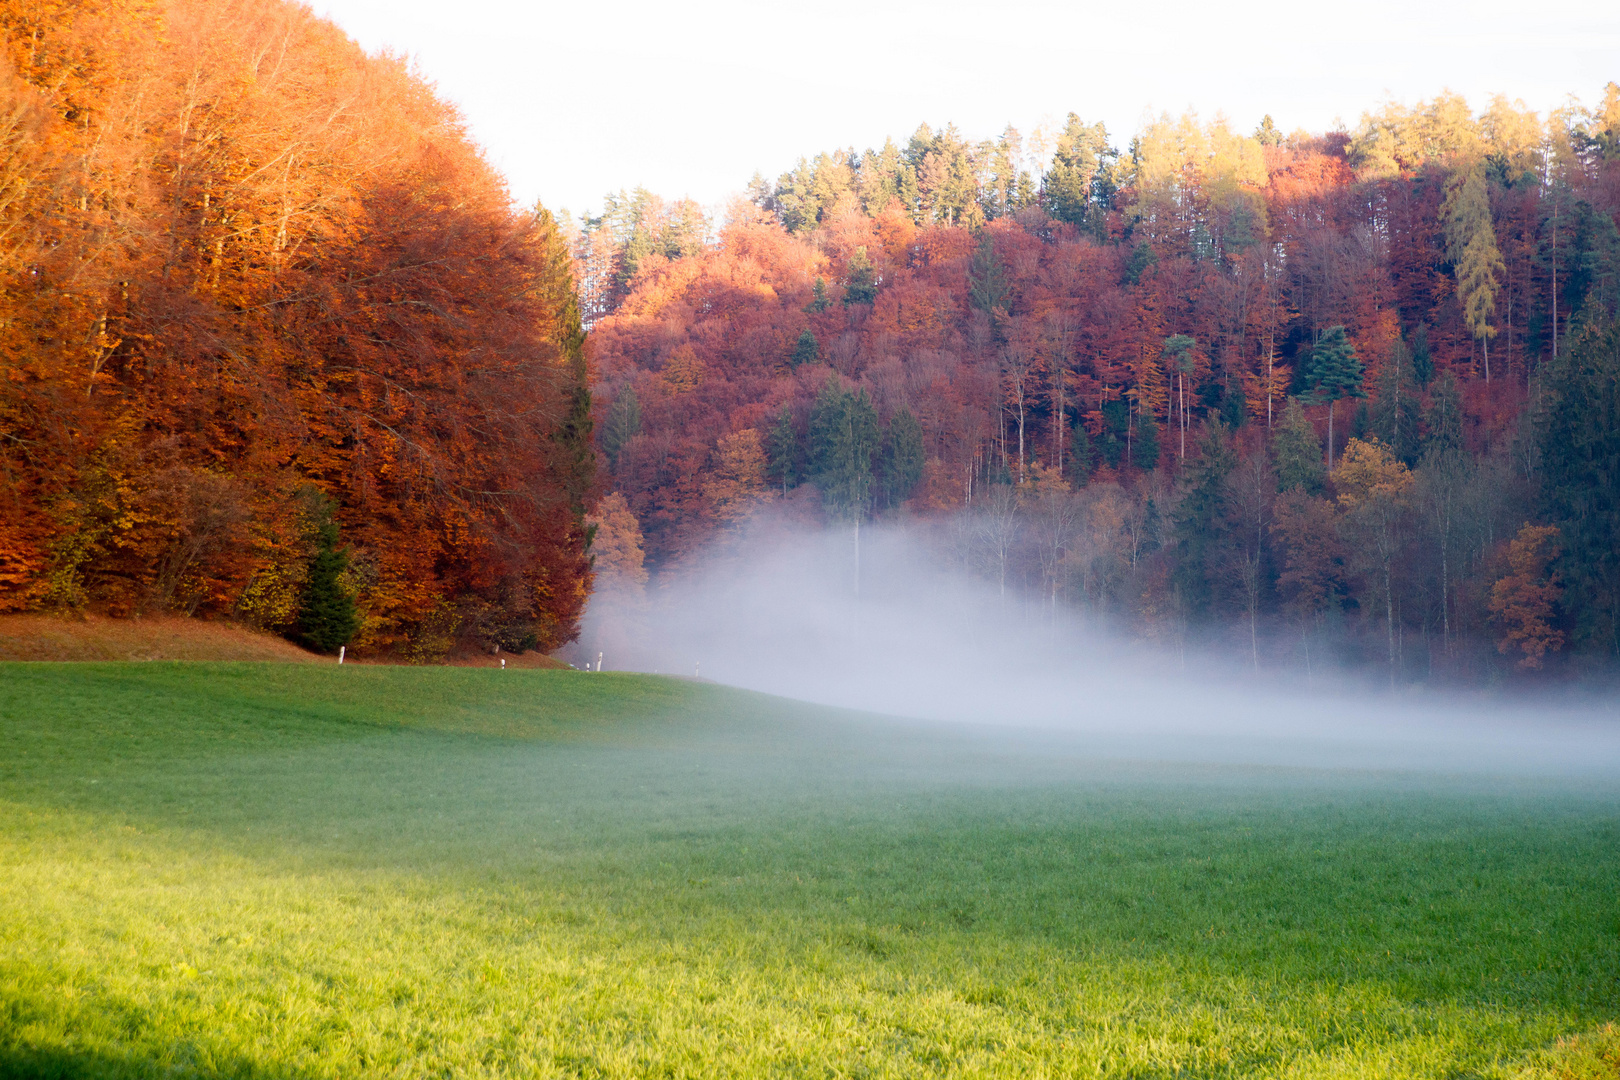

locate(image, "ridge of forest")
[[576, 93, 1620, 680], [0, 0, 594, 658]]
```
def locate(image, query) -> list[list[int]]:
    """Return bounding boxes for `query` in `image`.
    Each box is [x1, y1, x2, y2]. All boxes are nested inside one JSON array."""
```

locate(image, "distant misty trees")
[[765, 380, 926, 522]]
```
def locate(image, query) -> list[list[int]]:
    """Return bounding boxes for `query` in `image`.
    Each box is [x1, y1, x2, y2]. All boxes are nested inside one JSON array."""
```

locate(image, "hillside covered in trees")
[[0, 0, 594, 657], [578, 93, 1620, 680]]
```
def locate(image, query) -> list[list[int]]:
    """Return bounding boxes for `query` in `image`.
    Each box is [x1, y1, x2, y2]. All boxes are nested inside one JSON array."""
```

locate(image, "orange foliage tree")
[[1488, 524, 1564, 669], [0, 0, 592, 655]]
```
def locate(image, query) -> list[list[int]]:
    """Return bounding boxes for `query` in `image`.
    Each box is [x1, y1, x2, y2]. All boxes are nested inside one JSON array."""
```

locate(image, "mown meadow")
[[1, 662, 1616, 1078]]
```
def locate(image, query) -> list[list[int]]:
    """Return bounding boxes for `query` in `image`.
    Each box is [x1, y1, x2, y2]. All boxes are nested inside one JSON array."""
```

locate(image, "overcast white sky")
[[313, 0, 1619, 221]]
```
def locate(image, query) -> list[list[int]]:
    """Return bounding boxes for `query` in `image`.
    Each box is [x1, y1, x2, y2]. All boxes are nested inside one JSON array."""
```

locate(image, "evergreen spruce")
[[1125, 242, 1158, 285], [1537, 316, 1620, 653], [1424, 373, 1464, 454], [1220, 382, 1246, 429], [880, 409, 925, 508], [791, 328, 820, 367], [1301, 325, 1366, 471], [809, 381, 878, 520], [1069, 417, 1094, 487], [1371, 337, 1423, 465], [765, 407, 801, 494], [1173, 421, 1238, 616], [1273, 397, 1325, 494], [1350, 400, 1372, 441], [296, 519, 358, 654], [968, 235, 1010, 317], [842, 248, 878, 306], [803, 276, 830, 313], [1410, 324, 1434, 386], [1041, 113, 1108, 228], [1132, 405, 1161, 471], [1098, 399, 1129, 469], [600, 384, 642, 467]]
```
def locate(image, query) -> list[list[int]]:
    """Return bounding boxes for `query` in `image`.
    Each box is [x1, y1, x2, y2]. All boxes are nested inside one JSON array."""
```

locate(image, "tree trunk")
[[1327, 400, 1336, 472], [1551, 196, 1559, 360], [1179, 373, 1186, 459], [1385, 559, 1396, 688], [1016, 390, 1026, 482], [853, 513, 860, 597], [1440, 538, 1449, 651]]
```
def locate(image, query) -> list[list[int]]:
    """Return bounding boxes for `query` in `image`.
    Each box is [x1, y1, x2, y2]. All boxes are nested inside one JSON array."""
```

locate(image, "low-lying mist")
[[569, 520, 1620, 778]]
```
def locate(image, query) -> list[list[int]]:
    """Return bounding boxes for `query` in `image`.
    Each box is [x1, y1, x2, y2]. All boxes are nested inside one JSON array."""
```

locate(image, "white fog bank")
[[571, 524, 1620, 778]]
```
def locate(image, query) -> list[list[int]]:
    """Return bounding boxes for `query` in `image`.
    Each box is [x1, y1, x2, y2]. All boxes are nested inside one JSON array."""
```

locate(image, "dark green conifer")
[[842, 248, 878, 306], [1125, 242, 1158, 285], [1424, 373, 1464, 454], [809, 381, 878, 520], [1098, 399, 1129, 468], [1410, 324, 1434, 386], [968, 235, 1010, 317], [1537, 315, 1620, 653], [1069, 418, 1093, 487], [766, 407, 801, 494], [791, 328, 819, 367], [1173, 421, 1238, 616], [296, 519, 358, 654], [600, 384, 641, 467], [803, 276, 829, 313], [880, 409, 925, 508], [1221, 381, 1246, 429], [1301, 325, 1366, 470], [1132, 405, 1161, 471], [1371, 337, 1423, 465], [1273, 397, 1325, 494]]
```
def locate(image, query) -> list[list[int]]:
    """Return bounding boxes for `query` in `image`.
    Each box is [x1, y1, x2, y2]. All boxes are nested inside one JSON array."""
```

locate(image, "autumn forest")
[[578, 92, 1620, 681], [3, 0, 1619, 680], [0, 0, 594, 658]]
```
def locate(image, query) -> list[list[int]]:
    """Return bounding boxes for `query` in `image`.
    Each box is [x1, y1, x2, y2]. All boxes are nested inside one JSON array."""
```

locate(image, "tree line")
[[0, 0, 594, 657], [580, 88, 1620, 679]]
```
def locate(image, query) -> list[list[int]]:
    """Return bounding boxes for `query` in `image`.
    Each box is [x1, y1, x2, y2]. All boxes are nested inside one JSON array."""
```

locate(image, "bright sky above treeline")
[[314, 0, 1620, 218]]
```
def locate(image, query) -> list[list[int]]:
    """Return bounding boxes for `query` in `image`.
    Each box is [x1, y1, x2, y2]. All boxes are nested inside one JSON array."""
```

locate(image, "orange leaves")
[[0, 523, 45, 612], [0, 0, 593, 654], [1262, 149, 1354, 209], [912, 226, 974, 269], [1489, 523, 1564, 669], [867, 282, 957, 346], [661, 346, 706, 394], [1243, 363, 1291, 426], [586, 492, 647, 595], [703, 430, 770, 526]]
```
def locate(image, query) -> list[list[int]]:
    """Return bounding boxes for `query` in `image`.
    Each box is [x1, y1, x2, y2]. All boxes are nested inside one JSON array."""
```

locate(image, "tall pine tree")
[[1302, 325, 1366, 471], [1371, 337, 1422, 465], [880, 409, 925, 508], [1273, 397, 1325, 494], [1537, 316, 1620, 655], [1173, 421, 1238, 616], [295, 517, 358, 654], [1069, 417, 1094, 487]]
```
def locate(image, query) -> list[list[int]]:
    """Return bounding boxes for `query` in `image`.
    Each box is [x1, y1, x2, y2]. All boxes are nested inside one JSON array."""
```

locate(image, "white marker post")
[[338, 646, 345, 665], [500, 658, 506, 669], [596, 651, 603, 672], [695, 660, 700, 679]]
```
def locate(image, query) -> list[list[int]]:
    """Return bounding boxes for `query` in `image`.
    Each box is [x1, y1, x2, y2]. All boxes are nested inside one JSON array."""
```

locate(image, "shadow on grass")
[[0, 1044, 308, 1080]]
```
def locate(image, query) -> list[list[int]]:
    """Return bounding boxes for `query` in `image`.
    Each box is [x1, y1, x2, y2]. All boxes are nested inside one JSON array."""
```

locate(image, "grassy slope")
[[0, 615, 567, 668], [1, 663, 1617, 1078], [0, 615, 322, 663]]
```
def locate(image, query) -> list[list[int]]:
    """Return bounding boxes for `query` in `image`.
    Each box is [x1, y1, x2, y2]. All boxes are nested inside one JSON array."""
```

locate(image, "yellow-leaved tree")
[[1335, 437, 1414, 683]]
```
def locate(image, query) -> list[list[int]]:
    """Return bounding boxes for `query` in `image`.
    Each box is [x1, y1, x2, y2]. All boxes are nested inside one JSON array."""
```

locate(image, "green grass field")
[[1, 662, 1617, 1078]]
